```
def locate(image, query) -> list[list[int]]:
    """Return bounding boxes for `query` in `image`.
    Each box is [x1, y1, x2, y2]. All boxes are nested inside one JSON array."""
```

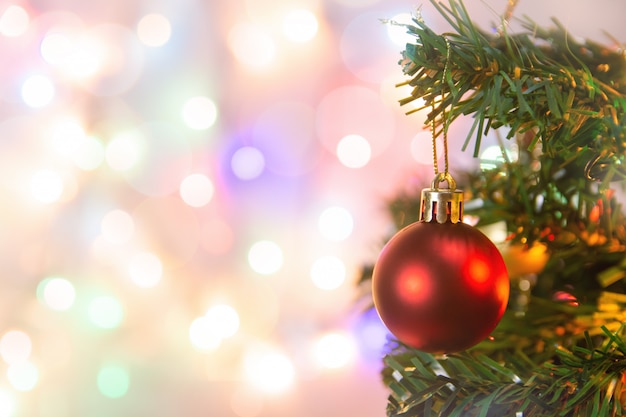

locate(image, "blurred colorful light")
[[100, 209, 135, 244], [282, 9, 318, 42], [79, 24, 145, 95], [386, 13, 415, 46], [205, 304, 240, 339], [72, 135, 105, 170], [105, 131, 142, 171], [136, 13, 171, 47], [0, 5, 28, 37], [336, 134, 372, 168], [21, 75, 55, 108], [38, 277, 76, 311], [228, 23, 276, 68], [316, 85, 395, 156], [0, 389, 15, 417], [411, 131, 439, 166], [87, 296, 124, 329], [181, 96, 218, 130], [252, 100, 319, 176], [189, 304, 239, 351], [189, 303, 241, 351], [0, 330, 31, 365], [47, 118, 86, 157], [479, 144, 518, 170], [318, 206, 354, 241], [189, 316, 222, 351], [128, 252, 163, 288], [97, 364, 130, 398], [30, 169, 64, 204], [243, 346, 294, 394], [230, 146, 265, 180], [179, 174, 214, 207], [40, 25, 108, 80], [310, 256, 346, 290], [248, 240, 283, 275], [353, 308, 389, 359], [313, 332, 355, 369], [339, 11, 399, 83], [7, 361, 39, 392], [114, 122, 193, 197], [40, 32, 73, 66]]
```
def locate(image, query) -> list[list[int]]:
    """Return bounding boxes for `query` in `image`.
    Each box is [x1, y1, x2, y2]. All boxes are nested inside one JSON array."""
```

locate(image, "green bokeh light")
[[87, 296, 124, 329], [97, 365, 130, 398]]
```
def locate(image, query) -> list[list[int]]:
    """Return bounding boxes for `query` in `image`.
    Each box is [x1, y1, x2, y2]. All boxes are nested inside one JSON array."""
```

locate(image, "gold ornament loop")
[[431, 171, 457, 191], [420, 173, 464, 224]]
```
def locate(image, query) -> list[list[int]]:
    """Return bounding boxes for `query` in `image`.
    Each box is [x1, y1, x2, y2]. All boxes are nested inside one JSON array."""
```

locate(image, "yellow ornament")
[[500, 242, 549, 277]]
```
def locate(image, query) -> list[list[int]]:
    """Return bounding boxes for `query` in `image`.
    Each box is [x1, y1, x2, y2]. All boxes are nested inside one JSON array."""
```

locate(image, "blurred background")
[[0, 0, 624, 416]]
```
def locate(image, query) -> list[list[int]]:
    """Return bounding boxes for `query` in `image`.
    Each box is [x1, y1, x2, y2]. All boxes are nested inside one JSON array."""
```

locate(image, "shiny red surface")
[[372, 221, 509, 353]]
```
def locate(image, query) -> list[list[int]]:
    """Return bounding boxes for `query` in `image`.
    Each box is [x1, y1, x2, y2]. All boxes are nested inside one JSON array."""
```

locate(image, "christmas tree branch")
[[368, 2, 626, 415], [384, 326, 626, 417], [399, 0, 626, 161]]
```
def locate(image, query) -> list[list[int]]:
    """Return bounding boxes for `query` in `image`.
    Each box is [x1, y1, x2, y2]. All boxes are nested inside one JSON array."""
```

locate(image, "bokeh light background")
[[0, 0, 623, 416]]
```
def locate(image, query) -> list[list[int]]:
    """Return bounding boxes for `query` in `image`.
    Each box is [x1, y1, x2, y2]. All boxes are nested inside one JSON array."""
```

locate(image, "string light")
[[179, 174, 214, 207], [189, 303, 240, 351], [105, 131, 142, 171], [0, 330, 32, 365], [318, 206, 354, 241], [30, 169, 64, 204], [97, 364, 130, 398], [313, 332, 356, 369], [46, 118, 85, 157], [0, 389, 15, 417], [479, 144, 518, 170], [40, 32, 73, 66], [87, 296, 124, 329], [231, 146, 265, 180], [205, 304, 240, 338], [243, 345, 295, 394], [128, 252, 163, 288], [0, 5, 29, 37], [21, 75, 55, 108], [336, 134, 372, 168], [7, 361, 39, 391], [37, 277, 76, 311], [71, 135, 105, 170], [189, 316, 222, 351], [228, 23, 276, 68], [136, 13, 171, 47], [181, 96, 218, 130], [310, 255, 346, 290], [282, 9, 318, 42], [247, 240, 284, 275], [100, 209, 135, 244], [385, 13, 414, 46]]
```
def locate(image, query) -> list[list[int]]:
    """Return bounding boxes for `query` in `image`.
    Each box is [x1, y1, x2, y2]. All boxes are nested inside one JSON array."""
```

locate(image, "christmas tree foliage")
[[366, 0, 626, 415]]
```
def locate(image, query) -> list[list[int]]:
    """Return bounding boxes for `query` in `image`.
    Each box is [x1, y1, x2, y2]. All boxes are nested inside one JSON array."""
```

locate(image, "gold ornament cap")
[[420, 172, 463, 224]]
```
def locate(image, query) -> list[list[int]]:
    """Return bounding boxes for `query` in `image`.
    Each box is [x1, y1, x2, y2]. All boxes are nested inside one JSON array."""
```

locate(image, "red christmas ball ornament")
[[372, 173, 510, 353]]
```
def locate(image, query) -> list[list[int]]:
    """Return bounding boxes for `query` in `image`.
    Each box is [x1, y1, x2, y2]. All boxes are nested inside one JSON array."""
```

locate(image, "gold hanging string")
[[503, 0, 520, 22], [431, 37, 451, 177], [430, 102, 439, 175], [497, 0, 520, 36]]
